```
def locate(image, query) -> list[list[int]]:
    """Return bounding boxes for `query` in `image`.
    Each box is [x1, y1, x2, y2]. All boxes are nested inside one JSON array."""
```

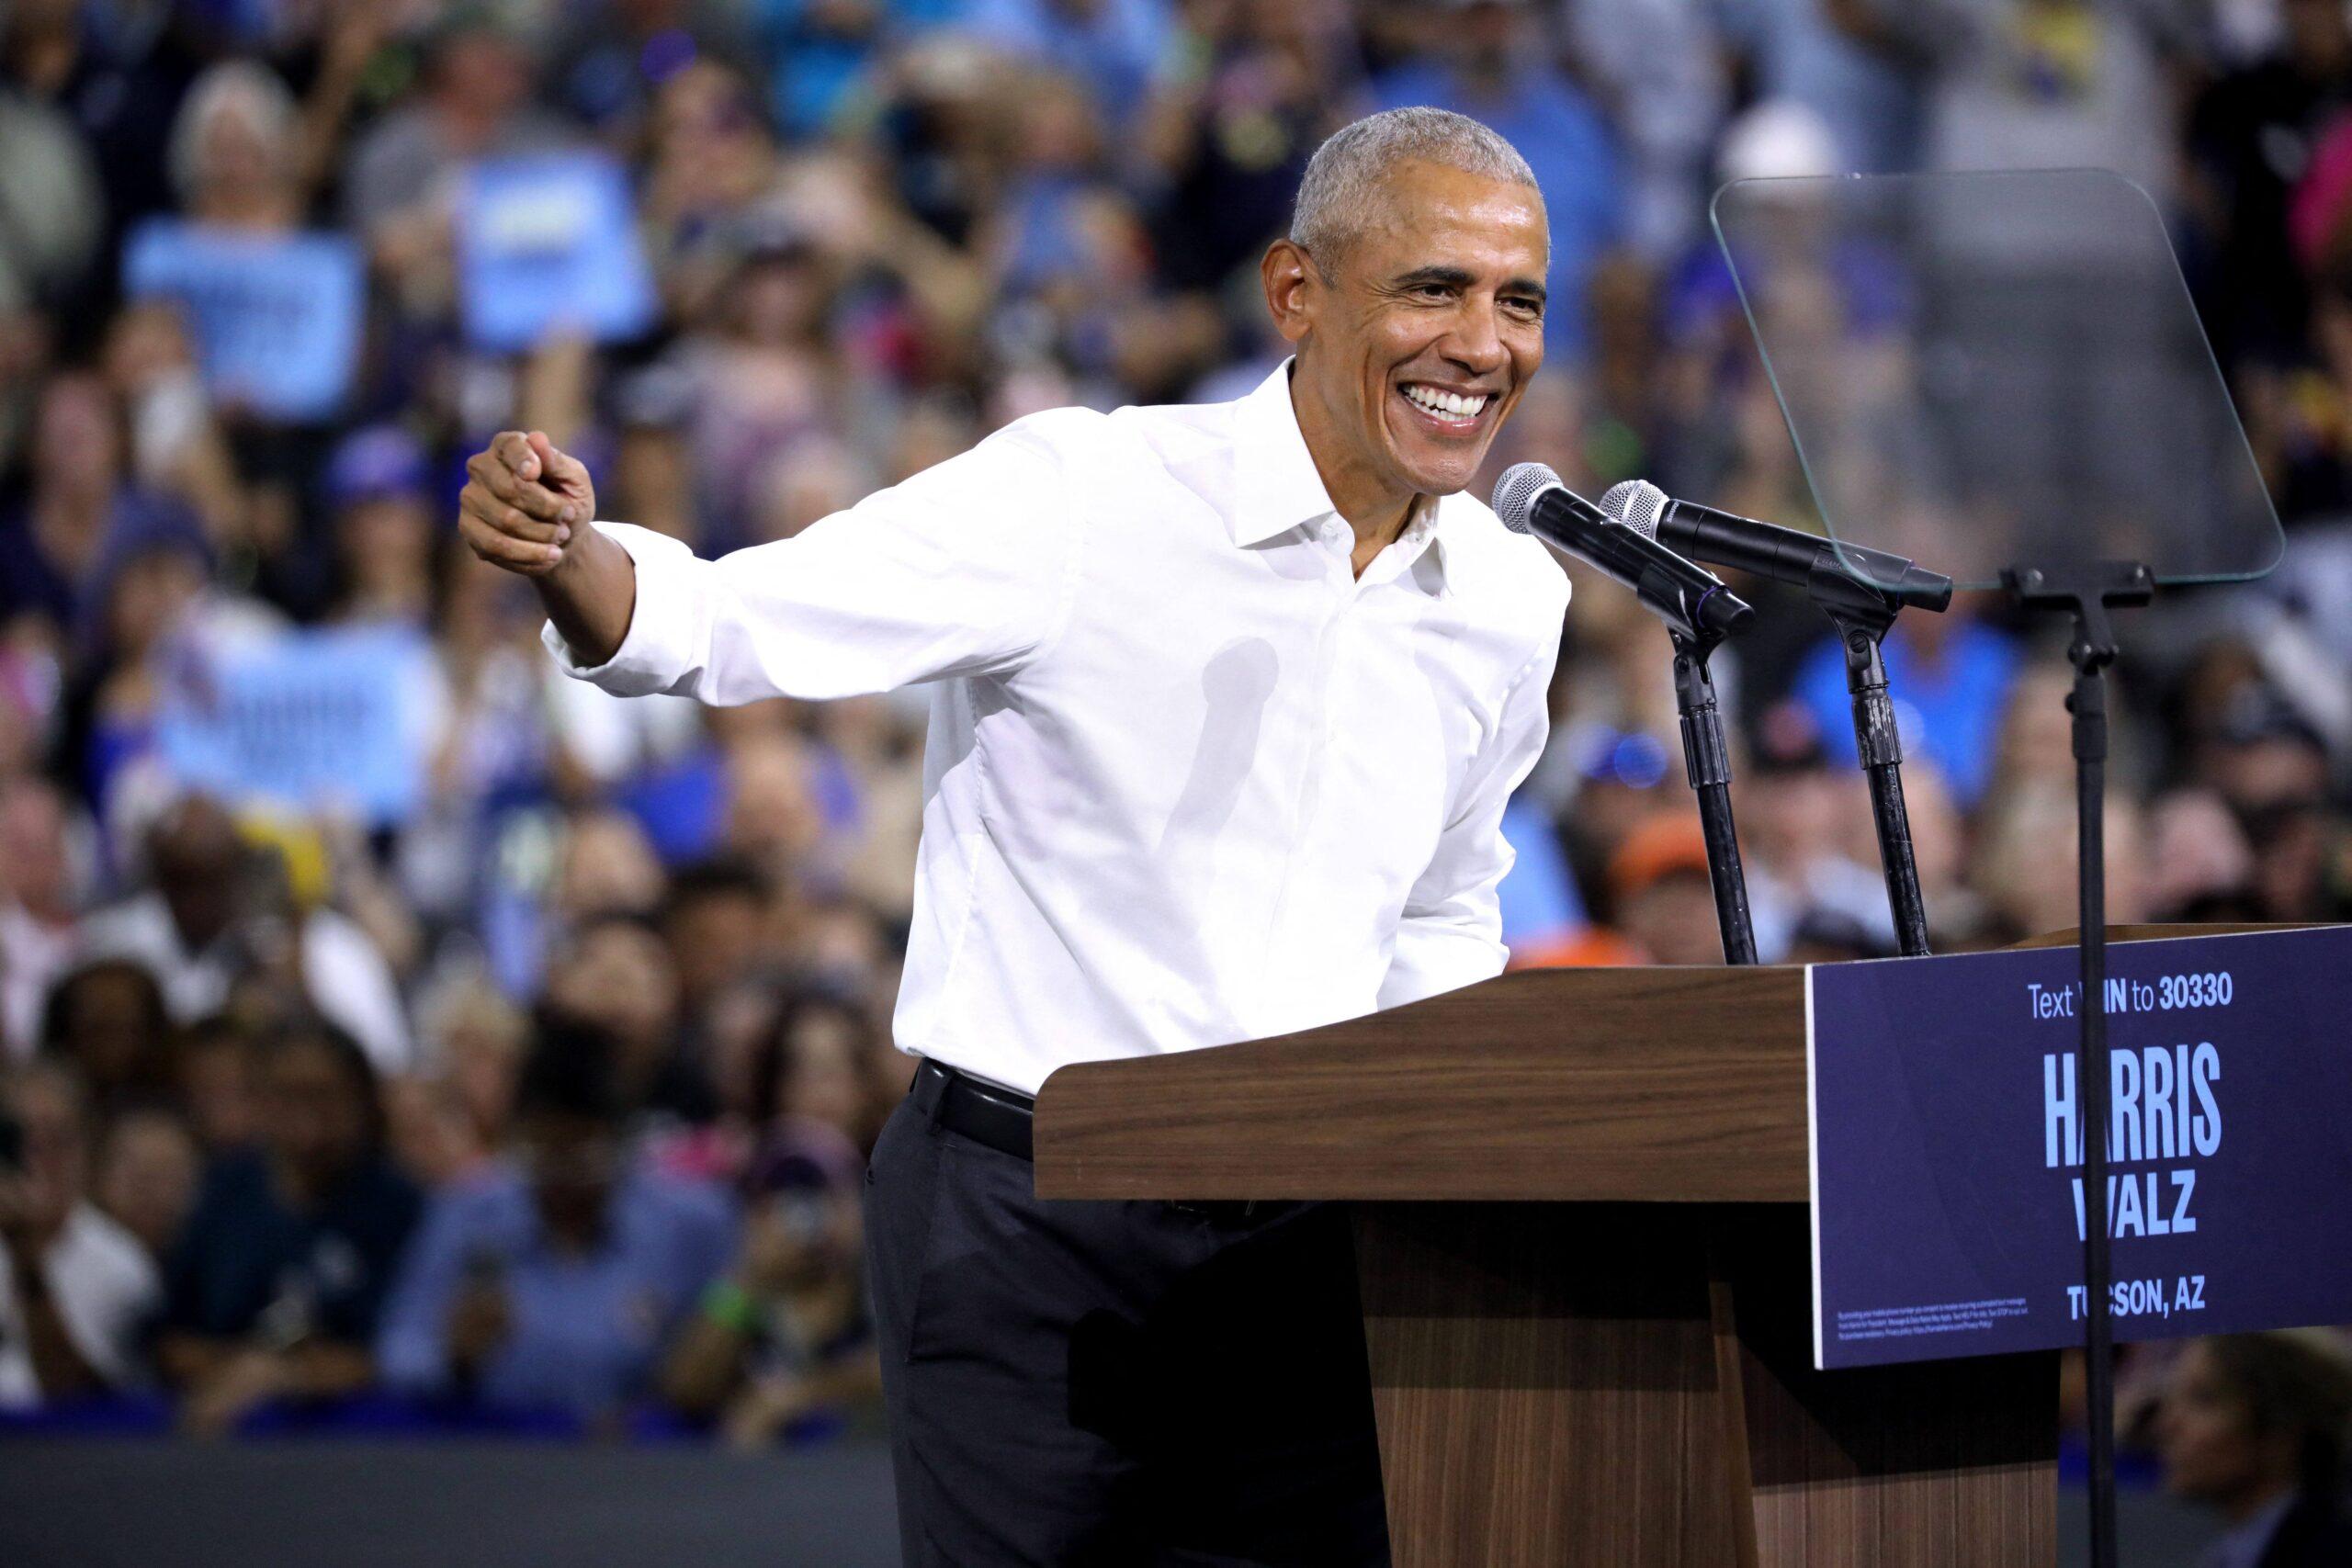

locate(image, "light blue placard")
[[458, 152, 658, 353], [122, 221, 364, 423], [157, 624, 436, 826]]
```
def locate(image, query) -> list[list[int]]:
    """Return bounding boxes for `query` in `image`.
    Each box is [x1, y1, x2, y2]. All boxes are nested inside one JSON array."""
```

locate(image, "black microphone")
[[1491, 464, 1753, 643], [1599, 479, 1953, 612]]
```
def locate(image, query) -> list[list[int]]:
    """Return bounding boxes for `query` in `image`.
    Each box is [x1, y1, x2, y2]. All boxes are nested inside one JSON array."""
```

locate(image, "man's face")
[[518, 1111, 620, 1235], [1280, 160, 1546, 508]]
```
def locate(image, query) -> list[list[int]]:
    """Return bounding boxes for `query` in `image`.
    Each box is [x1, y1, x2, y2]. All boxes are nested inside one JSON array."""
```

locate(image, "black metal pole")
[[2070, 640, 2120, 1568], [2005, 560, 2149, 1568], [1842, 624, 1932, 957], [1671, 632, 1759, 966], [1810, 569, 1937, 958]]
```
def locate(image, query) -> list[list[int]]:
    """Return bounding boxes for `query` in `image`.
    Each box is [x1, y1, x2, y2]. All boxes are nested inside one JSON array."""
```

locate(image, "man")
[[0, 1061, 162, 1408], [375, 1015, 734, 1423], [461, 107, 1566, 1564], [79, 795, 415, 1074]]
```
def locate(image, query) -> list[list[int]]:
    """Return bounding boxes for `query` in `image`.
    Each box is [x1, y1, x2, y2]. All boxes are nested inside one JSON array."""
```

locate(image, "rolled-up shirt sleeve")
[[1377, 626, 1562, 1010], [543, 419, 1083, 704]]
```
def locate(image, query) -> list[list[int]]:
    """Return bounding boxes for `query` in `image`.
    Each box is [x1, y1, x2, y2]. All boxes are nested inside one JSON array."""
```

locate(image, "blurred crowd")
[[1, 0, 2350, 1485]]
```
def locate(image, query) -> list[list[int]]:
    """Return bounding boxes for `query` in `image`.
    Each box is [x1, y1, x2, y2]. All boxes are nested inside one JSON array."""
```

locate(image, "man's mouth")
[[1396, 381, 1494, 433]]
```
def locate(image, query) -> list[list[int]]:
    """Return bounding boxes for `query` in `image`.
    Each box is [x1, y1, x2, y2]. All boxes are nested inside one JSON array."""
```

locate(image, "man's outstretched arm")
[[458, 429, 636, 666]]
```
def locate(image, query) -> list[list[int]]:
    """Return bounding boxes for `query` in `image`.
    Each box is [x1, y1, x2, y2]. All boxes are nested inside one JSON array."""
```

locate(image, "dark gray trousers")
[[863, 1095, 1391, 1567]]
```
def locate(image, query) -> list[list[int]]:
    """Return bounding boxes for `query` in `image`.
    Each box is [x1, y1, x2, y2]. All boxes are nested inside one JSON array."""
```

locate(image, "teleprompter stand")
[[1998, 558, 2154, 1568]]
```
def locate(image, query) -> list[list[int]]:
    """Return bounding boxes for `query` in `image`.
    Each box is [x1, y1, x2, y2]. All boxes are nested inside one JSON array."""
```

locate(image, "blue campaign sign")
[[1807, 926, 2352, 1371], [457, 152, 658, 353], [122, 221, 364, 423], [156, 624, 436, 827]]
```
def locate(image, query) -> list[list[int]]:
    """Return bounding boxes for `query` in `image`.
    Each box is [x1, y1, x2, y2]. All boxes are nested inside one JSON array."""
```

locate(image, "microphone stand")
[[1669, 623, 1758, 966], [1806, 564, 1935, 957]]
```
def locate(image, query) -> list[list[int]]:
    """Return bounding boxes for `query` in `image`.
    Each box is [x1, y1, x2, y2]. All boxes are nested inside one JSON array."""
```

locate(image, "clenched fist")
[[458, 429, 637, 666], [458, 430, 596, 576]]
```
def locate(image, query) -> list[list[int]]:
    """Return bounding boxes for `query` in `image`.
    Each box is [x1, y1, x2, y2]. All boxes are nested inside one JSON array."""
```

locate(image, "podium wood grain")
[[1019, 937, 2255, 1566], [1035, 964, 1811, 1204]]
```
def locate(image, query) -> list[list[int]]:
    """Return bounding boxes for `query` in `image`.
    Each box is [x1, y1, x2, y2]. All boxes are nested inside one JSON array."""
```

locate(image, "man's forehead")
[[1349, 161, 1547, 264]]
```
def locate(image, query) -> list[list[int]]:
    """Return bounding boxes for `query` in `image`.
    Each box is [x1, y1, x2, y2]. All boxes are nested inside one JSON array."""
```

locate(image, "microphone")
[[1599, 480, 1952, 612], [1491, 464, 1753, 643]]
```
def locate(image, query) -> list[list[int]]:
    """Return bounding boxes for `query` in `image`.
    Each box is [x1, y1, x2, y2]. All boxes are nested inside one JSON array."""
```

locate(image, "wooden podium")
[[1033, 960, 2058, 1567]]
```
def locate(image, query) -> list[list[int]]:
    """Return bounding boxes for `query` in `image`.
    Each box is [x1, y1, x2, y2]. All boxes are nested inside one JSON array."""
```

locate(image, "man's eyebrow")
[[1389, 265, 1475, 291], [1388, 265, 1547, 303]]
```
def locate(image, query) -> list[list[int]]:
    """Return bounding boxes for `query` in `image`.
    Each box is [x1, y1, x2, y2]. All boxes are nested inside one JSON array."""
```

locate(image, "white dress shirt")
[[548, 362, 1568, 1095]]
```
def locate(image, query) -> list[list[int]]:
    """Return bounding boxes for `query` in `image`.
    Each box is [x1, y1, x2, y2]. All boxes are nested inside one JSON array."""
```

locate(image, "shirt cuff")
[[538, 521, 698, 696]]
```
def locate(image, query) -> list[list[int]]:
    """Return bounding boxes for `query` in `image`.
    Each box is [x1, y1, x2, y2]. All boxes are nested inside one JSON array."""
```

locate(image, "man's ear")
[[1261, 239, 1321, 347]]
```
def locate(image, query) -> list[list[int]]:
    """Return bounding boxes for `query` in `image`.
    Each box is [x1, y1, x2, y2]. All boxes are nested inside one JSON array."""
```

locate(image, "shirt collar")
[[1231, 359, 1455, 588]]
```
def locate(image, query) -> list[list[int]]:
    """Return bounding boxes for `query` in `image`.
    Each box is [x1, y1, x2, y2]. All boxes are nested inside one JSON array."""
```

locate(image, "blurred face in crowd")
[[2, 1066, 89, 1241], [2157, 1341, 2295, 1515], [723, 736, 826, 865], [666, 888, 766, 1009], [552, 811, 665, 921], [34, 373, 119, 500], [96, 1107, 199, 1259], [264, 1034, 373, 1197], [0, 776, 72, 919], [774, 1003, 869, 1138], [177, 1026, 259, 1152], [434, 27, 534, 122], [1267, 158, 1546, 523], [188, 88, 290, 216], [1620, 870, 1724, 967], [518, 1109, 620, 1242], [549, 921, 680, 1056], [149, 799, 244, 953], [338, 494, 436, 604], [50, 962, 167, 1102], [105, 547, 206, 660]]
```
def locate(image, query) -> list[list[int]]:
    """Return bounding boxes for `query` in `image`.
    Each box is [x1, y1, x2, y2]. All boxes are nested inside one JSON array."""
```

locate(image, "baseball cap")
[[325, 425, 431, 508]]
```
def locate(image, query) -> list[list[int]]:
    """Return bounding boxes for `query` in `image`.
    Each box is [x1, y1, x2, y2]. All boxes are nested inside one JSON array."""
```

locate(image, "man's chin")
[[1392, 451, 1487, 500]]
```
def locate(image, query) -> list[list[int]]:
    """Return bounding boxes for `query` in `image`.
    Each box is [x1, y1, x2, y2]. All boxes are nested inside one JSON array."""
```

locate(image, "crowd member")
[[2156, 1332, 2352, 1566], [376, 1016, 735, 1424], [156, 1021, 421, 1436], [659, 1120, 879, 1447], [0, 1061, 162, 1407]]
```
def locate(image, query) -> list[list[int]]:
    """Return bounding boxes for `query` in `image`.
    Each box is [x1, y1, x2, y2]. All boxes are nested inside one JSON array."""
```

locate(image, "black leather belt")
[[911, 1058, 1035, 1162]]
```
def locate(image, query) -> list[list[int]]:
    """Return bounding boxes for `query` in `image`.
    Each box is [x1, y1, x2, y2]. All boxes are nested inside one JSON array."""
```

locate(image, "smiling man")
[[459, 107, 1567, 1566]]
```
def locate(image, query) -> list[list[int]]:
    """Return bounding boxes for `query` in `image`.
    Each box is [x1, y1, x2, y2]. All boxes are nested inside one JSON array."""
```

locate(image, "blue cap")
[[326, 425, 430, 508]]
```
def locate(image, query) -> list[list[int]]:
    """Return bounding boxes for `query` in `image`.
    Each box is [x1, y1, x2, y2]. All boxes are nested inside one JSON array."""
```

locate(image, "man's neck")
[[1286, 373, 1421, 577]]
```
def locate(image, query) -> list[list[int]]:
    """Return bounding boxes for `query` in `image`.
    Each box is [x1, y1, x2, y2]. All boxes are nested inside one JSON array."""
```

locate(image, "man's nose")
[[1442, 302, 1510, 376]]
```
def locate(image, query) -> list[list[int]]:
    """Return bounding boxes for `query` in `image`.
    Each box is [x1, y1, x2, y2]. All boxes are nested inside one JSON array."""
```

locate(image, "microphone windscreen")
[[1490, 463, 1560, 536], [1600, 479, 1668, 540]]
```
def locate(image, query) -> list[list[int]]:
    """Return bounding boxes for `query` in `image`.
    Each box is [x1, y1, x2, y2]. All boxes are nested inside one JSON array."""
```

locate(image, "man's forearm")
[[537, 525, 639, 668]]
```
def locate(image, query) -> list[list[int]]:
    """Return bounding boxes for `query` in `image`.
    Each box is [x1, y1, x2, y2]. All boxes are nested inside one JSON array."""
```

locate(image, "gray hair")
[[168, 61, 298, 204], [1288, 107, 1544, 270]]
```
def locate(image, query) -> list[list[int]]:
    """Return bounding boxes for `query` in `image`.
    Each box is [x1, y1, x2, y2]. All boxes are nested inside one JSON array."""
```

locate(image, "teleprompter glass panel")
[[1711, 169, 2282, 592]]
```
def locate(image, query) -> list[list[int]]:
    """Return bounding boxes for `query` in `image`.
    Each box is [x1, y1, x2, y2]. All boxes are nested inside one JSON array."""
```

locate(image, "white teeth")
[[1404, 385, 1487, 419]]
